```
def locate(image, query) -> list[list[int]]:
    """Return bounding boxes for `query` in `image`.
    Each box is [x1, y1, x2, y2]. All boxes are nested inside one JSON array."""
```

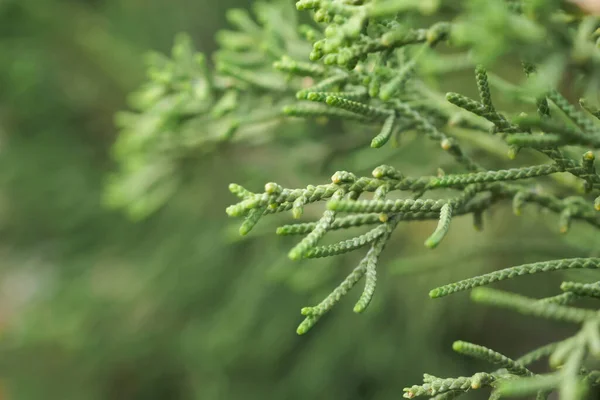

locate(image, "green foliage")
[[106, 1, 313, 219], [111, 0, 600, 398]]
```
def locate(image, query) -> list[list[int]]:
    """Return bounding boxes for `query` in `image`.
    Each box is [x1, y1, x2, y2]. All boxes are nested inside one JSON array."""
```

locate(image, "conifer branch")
[[452, 341, 532, 376], [430, 258, 600, 299], [561, 281, 600, 299], [471, 288, 599, 323], [403, 373, 495, 398], [111, 1, 600, 398]]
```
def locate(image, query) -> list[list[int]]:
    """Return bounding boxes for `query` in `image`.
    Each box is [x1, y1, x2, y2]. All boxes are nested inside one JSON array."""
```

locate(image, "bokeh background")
[[0, 0, 598, 399]]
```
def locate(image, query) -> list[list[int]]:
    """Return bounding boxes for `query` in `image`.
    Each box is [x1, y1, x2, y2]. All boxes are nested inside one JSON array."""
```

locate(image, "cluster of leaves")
[[105, 1, 313, 219], [111, 0, 600, 398]]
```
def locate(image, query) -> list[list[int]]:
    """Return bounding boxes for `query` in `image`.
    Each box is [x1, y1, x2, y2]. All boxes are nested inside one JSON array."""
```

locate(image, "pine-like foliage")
[[110, 0, 600, 398]]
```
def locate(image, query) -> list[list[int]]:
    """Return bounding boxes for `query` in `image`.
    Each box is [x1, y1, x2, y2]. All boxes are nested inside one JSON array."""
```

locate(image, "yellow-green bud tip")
[[372, 167, 383, 178], [288, 250, 302, 260], [583, 151, 595, 161], [296, 317, 314, 335], [292, 208, 303, 219], [379, 213, 388, 222], [425, 31, 437, 44], [379, 90, 392, 102], [296, 326, 307, 335], [424, 238, 438, 249], [300, 307, 313, 316], [371, 138, 383, 148], [307, 92, 319, 101], [331, 172, 342, 184], [353, 304, 365, 313], [429, 288, 441, 298], [452, 341, 464, 352], [441, 139, 452, 150], [264, 182, 280, 194], [225, 205, 242, 217]]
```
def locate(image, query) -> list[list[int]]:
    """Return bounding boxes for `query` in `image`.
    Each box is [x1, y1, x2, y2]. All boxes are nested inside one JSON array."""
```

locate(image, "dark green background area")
[[0, 1, 594, 399]]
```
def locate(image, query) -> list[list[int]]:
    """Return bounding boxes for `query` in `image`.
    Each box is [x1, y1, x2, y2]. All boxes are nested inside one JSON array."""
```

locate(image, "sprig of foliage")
[[111, 0, 600, 398]]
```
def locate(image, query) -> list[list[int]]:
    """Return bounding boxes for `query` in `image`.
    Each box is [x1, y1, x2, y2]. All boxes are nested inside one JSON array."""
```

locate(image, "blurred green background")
[[0, 0, 597, 399]]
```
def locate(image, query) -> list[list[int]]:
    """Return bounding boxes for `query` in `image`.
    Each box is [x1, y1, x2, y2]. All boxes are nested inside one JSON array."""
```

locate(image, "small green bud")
[[313, 8, 330, 23], [331, 171, 357, 184], [323, 54, 338, 65], [559, 209, 572, 234], [512, 192, 527, 216], [441, 138, 453, 150], [292, 207, 303, 219], [264, 182, 282, 194], [507, 145, 520, 160], [296, 90, 308, 100], [426, 21, 450, 44], [452, 341, 464, 352], [324, 24, 339, 38], [300, 307, 314, 316], [372, 165, 403, 180], [229, 183, 252, 198]]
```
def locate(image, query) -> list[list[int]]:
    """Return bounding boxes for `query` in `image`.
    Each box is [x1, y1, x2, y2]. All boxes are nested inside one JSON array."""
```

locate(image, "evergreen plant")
[[110, 0, 600, 398]]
